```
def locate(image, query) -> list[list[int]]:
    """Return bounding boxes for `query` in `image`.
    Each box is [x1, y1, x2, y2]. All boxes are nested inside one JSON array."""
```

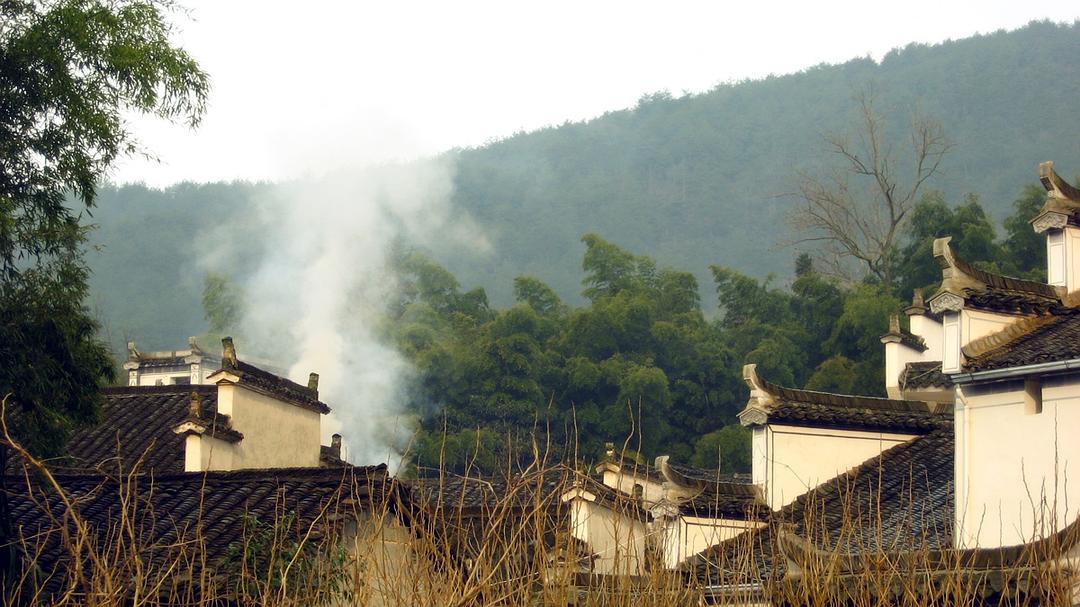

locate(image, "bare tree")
[[789, 90, 951, 291]]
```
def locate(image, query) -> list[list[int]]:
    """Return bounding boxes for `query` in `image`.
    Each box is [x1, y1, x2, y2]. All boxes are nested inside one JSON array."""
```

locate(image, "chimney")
[[221, 336, 237, 369], [126, 341, 139, 361], [888, 314, 901, 335], [189, 391, 201, 418], [330, 433, 342, 459], [308, 372, 320, 392], [604, 442, 615, 461], [905, 288, 926, 316]]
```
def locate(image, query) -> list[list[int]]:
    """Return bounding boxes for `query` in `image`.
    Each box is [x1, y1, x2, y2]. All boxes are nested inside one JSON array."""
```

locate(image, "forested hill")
[[91, 21, 1080, 349], [446, 20, 1080, 304]]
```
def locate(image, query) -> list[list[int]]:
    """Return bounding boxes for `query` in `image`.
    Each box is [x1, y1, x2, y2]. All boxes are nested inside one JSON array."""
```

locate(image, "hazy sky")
[[111, 1, 1080, 186]]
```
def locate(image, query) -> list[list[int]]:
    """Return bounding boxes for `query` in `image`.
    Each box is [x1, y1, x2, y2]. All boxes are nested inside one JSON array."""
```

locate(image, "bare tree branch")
[[787, 89, 952, 290]]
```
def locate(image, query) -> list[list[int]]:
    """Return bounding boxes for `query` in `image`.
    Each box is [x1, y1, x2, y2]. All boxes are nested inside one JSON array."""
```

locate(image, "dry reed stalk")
[[0, 405, 1076, 606]]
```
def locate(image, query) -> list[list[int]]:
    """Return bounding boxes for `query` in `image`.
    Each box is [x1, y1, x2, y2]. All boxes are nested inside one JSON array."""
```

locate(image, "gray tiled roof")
[[49, 385, 232, 474], [899, 361, 953, 390], [409, 466, 576, 513], [6, 465, 390, 599], [761, 382, 948, 433], [964, 313, 1080, 372], [686, 425, 954, 585], [221, 359, 331, 414]]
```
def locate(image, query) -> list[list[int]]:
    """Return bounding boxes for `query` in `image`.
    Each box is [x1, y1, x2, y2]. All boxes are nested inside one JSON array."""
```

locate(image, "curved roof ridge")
[[743, 363, 936, 413], [935, 237, 1060, 299], [929, 236, 1064, 315]]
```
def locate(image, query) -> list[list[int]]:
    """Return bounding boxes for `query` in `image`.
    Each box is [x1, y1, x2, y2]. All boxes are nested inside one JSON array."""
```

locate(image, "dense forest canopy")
[[78, 21, 1078, 468], [386, 184, 1045, 471]]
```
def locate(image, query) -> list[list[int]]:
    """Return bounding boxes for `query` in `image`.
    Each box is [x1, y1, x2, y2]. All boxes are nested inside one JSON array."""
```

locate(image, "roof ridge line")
[[930, 237, 1063, 315], [744, 363, 931, 408]]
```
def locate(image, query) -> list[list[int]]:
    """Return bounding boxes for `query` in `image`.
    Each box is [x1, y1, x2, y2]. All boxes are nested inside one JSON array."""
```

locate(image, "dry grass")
[[0, 421, 1076, 606]]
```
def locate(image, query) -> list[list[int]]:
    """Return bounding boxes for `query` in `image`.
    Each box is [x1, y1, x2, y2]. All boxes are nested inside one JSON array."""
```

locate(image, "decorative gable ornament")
[[1032, 211, 1069, 234], [929, 291, 965, 315], [738, 407, 769, 427]]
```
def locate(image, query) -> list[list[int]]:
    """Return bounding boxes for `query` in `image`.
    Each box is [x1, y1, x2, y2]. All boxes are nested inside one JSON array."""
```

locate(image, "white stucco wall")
[[137, 370, 191, 386], [658, 515, 761, 569], [909, 315, 944, 359], [210, 383, 321, 469], [567, 497, 647, 575], [600, 468, 665, 506], [944, 309, 1024, 374], [755, 424, 916, 510], [962, 309, 1025, 346], [345, 512, 415, 607], [1046, 226, 1080, 292], [132, 361, 215, 386], [956, 373, 1080, 548], [885, 342, 926, 399], [197, 434, 237, 471]]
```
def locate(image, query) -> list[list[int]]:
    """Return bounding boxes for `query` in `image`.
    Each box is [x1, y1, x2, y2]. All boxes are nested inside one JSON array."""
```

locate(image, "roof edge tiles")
[[899, 361, 953, 391], [928, 237, 1063, 315], [739, 364, 947, 433], [207, 337, 331, 414], [961, 314, 1061, 359], [684, 426, 954, 587], [880, 314, 928, 352], [963, 312, 1080, 373]]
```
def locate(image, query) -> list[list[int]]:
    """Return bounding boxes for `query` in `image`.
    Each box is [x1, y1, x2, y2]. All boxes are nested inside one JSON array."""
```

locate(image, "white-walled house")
[[650, 458, 764, 569], [59, 337, 344, 473], [739, 363, 948, 510], [123, 336, 220, 386], [684, 160, 1080, 606], [932, 161, 1080, 549]]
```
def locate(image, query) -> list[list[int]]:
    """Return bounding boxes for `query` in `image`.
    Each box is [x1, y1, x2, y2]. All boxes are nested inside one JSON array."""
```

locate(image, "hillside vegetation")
[[80, 21, 1080, 467], [90, 21, 1080, 351]]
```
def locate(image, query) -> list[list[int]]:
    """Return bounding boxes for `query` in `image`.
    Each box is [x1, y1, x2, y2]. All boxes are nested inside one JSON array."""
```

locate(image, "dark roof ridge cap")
[[931, 237, 1062, 307], [743, 363, 935, 413], [962, 314, 1064, 360], [102, 385, 217, 396], [209, 359, 331, 414], [24, 463, 389, 485]]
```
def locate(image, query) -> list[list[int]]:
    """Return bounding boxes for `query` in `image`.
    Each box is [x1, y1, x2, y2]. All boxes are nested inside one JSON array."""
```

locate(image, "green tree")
[[202, 272, 243, 337], [0, 0, 208, 587], [0, 0, 208, 446], [581, 233, 657, 301], [513, 275, 565, 317], [895, 193, 1001, 297], [1001, 184, 1049, 280], [690, 425, 751, 473]]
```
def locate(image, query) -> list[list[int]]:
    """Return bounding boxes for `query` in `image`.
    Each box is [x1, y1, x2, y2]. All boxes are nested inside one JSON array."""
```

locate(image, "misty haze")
[[4, 2, 1080, 606]]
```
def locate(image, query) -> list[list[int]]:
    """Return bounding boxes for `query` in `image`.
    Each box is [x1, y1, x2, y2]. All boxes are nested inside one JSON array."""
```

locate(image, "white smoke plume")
[[203, 157, 488, 466]]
